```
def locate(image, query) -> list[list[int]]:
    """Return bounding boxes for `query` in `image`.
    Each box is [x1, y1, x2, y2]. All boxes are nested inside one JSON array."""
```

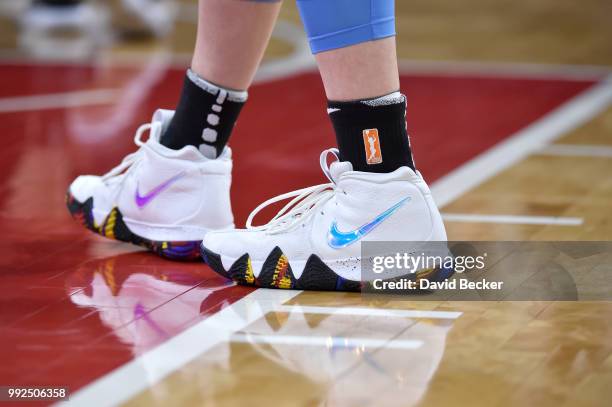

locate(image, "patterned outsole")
[[66, 191, 201, 261], [201, 244, 455, 292]]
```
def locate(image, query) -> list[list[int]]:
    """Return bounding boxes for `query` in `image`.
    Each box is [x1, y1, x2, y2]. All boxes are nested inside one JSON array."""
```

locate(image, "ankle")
[[328, 92, 415, 173], [160, 69, 248, 158]]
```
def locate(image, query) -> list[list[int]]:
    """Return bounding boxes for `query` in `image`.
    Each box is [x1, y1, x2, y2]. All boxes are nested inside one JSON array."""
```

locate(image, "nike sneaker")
[[201, 148, 450, 291], [66, 109, 234, 260]]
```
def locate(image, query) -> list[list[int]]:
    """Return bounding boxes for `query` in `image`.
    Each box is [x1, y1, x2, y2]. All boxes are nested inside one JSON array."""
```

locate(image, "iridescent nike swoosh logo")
[[135, 171, 186, 208], [327, 196, 411, 249]]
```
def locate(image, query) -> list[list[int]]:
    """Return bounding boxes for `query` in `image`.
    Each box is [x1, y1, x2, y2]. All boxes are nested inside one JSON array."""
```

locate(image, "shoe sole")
[[200, 244, 455, 292], [66, 190, 201, 261]]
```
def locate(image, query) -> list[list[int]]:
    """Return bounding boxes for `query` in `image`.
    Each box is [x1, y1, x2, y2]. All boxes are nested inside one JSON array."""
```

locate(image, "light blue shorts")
[[248, 0, 396, 54], [296, 0, 395, 54]]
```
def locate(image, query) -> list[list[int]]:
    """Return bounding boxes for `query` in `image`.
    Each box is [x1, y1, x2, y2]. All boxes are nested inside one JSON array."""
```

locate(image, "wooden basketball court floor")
[[1, 1, 611, 406]]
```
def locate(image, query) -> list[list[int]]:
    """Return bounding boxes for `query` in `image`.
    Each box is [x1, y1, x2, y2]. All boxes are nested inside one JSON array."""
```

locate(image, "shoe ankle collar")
[[337, 166, 423, 185], [146, 134, 232, 165], [152, 109, 175, 135]]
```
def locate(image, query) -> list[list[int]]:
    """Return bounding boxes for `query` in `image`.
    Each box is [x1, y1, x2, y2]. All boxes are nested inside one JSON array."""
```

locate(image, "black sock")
[[327, 92, 415, 173], [161, 69, 247, 158]]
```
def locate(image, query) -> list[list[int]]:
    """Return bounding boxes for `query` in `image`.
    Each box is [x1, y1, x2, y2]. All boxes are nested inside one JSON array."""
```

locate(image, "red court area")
[[0, 63, 595, 394]]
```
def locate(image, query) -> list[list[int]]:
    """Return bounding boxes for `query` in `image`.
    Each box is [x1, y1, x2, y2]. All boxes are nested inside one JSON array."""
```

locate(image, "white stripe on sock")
[[361, 91, 404, 106], [186, 69, 248, 102]]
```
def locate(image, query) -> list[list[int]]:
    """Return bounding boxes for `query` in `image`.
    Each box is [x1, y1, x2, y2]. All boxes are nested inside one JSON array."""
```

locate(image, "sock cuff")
[[327, 91, 414, 172], [360, 91, 404, 106], [327, 94, 406, 126], [186, 69, 248, 103], [327, 92, 405, 110]]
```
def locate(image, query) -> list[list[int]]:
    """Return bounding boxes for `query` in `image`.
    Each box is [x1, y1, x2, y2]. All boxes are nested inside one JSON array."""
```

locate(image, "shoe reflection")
[[227, 302, 454, 406], [66, 253, 453, 406], [66, 252, 237, 354]]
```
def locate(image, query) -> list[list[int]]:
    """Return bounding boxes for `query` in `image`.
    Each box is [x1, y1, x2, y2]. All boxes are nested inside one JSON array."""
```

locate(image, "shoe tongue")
[[149, 121, 163, 142], [329, 160, 353, 182], [152, 109, 175, 136], [146, 118, 204, 162]]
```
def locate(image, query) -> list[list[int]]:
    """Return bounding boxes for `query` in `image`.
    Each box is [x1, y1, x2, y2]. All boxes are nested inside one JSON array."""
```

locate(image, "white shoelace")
[[246, 148, 341, 234], [101, 123, 151, 183]]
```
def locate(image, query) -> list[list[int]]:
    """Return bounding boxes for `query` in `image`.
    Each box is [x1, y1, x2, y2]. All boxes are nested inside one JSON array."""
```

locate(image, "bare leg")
[[191, 0, 282, 90], [314, 35, 414, 172], [315, 37, 400, 101]]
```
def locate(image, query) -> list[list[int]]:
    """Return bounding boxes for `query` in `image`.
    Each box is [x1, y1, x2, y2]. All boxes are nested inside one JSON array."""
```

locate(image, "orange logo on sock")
[[362, 129, 382, 165]]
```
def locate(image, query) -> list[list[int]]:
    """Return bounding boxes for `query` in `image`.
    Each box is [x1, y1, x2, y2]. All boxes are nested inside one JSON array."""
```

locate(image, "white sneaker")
[[67, 109, 234, 260], [201, 149, 449, 291]]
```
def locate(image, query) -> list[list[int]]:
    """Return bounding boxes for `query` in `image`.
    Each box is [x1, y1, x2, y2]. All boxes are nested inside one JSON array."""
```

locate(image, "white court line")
[[430, 75, 612, 208], [537, 144, 612, 158], [230, 332, 423, 350], [276, 305, 462, 320], [62, 289, 302, 407], [0, 89, 120, 114], [442, 213, 583, 226]]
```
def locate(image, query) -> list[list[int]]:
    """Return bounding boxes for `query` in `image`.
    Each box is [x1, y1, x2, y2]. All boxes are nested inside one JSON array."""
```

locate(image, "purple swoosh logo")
[[135, 171, 186, 208]]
